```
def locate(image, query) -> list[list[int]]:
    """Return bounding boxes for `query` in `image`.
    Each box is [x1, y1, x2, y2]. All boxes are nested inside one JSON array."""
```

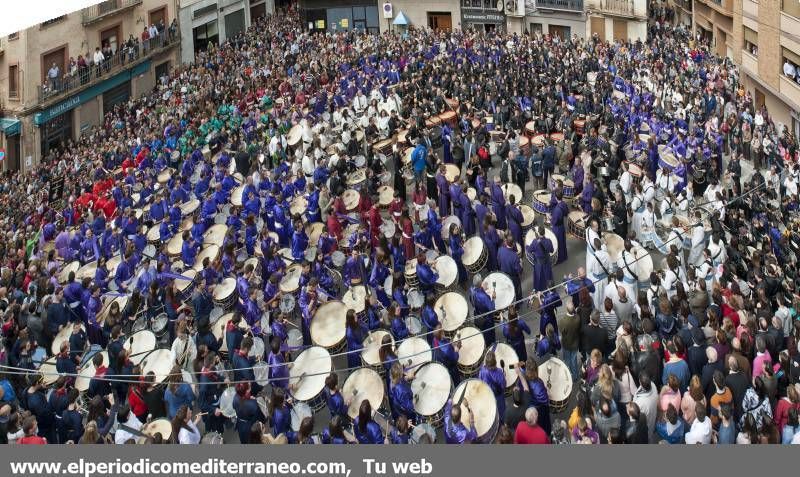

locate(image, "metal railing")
[[38, 29, 177, 104], [597, 0, 636, 16], [673, 0, 692, 11], [82, 0, 143, 25], [535, 0, 585, 12]]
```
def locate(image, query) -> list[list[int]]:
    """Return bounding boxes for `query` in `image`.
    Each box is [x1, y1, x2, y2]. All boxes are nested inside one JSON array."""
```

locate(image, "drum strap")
[[622, 253, 639, 282], [594, 253, 611, 278]]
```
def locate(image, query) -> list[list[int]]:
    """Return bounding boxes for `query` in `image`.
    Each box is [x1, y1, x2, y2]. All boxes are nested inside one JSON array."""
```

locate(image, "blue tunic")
[[478, 365, 507, 420], [443, 399, 477, 443], [550, 200, 569, 264], [527, 237, 554, 292]]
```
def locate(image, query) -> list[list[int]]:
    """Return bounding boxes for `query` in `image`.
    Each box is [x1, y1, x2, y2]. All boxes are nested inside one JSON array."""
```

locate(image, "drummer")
[[443, 398, 477, 444], [197, 352, 227, 435], [346, 310, 368, 369], [448, 224, 468, 286], [550, 189, 570, 265], [478, 350, 507, 419], [323, 373, 348, 421], [231, 336, 260, 393], [470, 276, 497, 347], [528, 226, 555, 292], [388, 362, 415, 420], [415, 253, 439, 296], [420, 295, 440, 346], [432, 324, 461, 384], [498, 235, 523, 302], [234, 382, 266, 444]]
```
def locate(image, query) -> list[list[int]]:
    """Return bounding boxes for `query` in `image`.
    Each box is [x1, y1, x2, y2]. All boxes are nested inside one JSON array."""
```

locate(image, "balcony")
[[535, 0, 585, 13], [38, 29, 178, 104], [783, 0, 800, 20], [706, 0, 733, 14], [82, 0, 143, 26], [780, 75, 800, 110], [598, 0, 635, 16], [673, 0, 692, 12], [741, 50, 758, 75]]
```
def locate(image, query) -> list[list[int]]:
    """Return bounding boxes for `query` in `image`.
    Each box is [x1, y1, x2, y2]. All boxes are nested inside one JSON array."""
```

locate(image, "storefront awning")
[[393, 11, 409, 26], [0, 118, 21, 136]]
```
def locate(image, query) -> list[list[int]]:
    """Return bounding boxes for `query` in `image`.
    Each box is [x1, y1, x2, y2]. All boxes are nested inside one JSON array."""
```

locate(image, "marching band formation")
[[2, 1, 800, 446]]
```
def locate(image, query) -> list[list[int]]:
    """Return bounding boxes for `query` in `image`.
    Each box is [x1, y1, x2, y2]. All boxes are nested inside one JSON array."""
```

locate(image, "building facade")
[[585, 0, 647, 42], [0, 0, 182, 172], [377, 0, 462, 32], [178, 0, 274, 64], [298, 0, 381, 34], [730, 0, 800, 135], [525, 0, 587, 39], [678, 0, 800, 137]]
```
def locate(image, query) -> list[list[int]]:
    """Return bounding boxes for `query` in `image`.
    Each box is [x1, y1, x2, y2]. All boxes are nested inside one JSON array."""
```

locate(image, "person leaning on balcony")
[[47, 63, 60, 91], [93, 47, 105, 77], [141, 26, 150, 51], [784, 59, 797, 82]]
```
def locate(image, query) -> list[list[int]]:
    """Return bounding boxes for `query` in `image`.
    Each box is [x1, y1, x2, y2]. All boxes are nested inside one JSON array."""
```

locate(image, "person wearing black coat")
[[624, 402, 650, 444], [60, 388, 84, 444], [580, 312, 609, 358]]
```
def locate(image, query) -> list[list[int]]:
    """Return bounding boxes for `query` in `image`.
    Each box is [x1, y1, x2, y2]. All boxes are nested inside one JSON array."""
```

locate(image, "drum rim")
[[411, 362, 452, 416]]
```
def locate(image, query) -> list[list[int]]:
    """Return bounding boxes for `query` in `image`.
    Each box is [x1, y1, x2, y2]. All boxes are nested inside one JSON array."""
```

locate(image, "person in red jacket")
[[135, 147, 149, 167], [127, 378, 148, 422], [101, 196, 117, 220], [121, 156, 135, 173], [74, 191, 97, 211], [17, 416, 48, 444], [514, 407, 550, 444]]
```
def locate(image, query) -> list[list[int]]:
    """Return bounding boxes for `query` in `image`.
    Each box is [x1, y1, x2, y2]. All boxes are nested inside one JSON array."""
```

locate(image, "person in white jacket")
[[170, 321, 197, 373], [684, 404, 712, 444], [632, 372, 659, 443], [587, 237, 613, 311]]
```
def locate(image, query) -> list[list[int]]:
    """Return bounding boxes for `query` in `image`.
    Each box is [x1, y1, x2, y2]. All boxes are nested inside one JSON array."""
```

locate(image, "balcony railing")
[[597, 0, 635, 16], [38, 29, 178, 104], [674, 0, 692, 12], [82, 0, 143, 25], [536, 0, 585, 12]]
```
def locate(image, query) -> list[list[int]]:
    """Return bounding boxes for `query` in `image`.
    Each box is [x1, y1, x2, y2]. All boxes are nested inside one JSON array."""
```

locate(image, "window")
[[193, 3, 217, 20], [149, 6, 167, 27], [783, 0, 800, 19], [782, 47, 800, 83], [743, 27, 758, 57], [192, 20, 219, 53], [530, 23, 543, 34], [8, 65, 19, 98], [155, 61, 170, 82]]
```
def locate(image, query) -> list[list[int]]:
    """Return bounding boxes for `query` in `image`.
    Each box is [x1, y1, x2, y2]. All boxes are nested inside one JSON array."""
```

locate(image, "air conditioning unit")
[[505, 0, 525, 17]]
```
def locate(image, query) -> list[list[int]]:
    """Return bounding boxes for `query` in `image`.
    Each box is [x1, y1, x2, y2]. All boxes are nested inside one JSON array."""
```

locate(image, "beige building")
[[0, 0, 182, 172], [683, 0, 800, 135], [585, 0, 648, 42], [735, 0, 800, 135]]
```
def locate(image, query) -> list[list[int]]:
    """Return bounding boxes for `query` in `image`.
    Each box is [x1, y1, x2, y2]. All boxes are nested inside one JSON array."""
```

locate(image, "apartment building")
[[0, 0, 181, 172], [736, 0, 800, 135]]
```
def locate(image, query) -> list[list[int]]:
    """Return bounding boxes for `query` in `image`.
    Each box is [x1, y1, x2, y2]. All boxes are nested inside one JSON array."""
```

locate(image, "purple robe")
[[551, 201, 569, 264]]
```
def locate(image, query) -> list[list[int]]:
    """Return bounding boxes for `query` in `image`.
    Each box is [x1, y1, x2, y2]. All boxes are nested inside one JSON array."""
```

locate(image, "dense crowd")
[[1, 0, 800, 445]]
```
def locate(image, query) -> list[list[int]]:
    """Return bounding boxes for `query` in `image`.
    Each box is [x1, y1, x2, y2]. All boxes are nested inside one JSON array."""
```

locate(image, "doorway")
[[427, 12, 452, 31], [549, 24, 570, 40], [590, 16, 605, 41], [612, 19, 627, 41], [755, 89, 765, 109]]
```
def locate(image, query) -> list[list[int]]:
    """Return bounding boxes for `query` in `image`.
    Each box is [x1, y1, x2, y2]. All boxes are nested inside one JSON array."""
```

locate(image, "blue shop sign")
[[35, 60, 151, 126], [0, 117, 21, 136]]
